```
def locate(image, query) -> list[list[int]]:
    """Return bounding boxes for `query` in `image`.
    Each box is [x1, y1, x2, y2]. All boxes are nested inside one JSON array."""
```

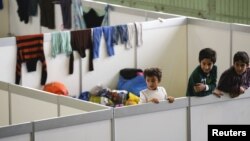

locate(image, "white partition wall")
[[0, 37, 16, 84], [34, 111, 112, 141], [0, 123, 33, 141], [9, 84, 58, 124], [0, 81, 9, 126], [114, 97, 188, 141], [187, 18, 231, 79], [138, 17, 187, 98], [231, 24, 250, 63], [9, 0, 40, 36], [189, 90, 250, 141]]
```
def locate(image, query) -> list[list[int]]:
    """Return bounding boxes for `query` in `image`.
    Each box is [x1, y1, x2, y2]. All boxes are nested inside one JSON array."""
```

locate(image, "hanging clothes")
[[51, 31, 72, 58], [135, 22, 143, 47], [117, 25, 128, 44], [72, 0, 86, 29], [102, 26, 115, 56], [111, 25, 128, 46], [126, 23, 136, 49], [60, 0, 72, 29], [70, 29, 93, 74], [101, 4, 110, 26], [83, 8, 104, 28], [0, 0, 3, 10], [16, 0, 30, 23], [29, 0, 39, 16], [39, 0, 55, 29], [15, 34, 47, 85], [92, 27, 103, 59]]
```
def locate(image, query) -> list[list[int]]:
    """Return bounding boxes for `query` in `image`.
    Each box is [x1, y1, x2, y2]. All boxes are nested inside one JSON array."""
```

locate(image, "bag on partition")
[[43, 82, 69, 96]]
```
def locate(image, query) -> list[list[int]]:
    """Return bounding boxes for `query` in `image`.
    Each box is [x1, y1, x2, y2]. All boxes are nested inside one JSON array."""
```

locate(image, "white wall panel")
[[138, 22, 187, 98], [35, 120, 112, 141], [187, 20, 231, 81]]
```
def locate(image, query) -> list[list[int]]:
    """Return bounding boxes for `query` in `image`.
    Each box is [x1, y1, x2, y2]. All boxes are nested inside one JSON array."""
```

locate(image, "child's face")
[[200, 58, 214, 74], [233, 61, 248, 75], [146, 76, 159, 90]]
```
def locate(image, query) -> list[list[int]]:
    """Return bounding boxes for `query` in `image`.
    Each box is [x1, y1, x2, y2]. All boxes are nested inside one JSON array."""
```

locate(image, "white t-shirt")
[[139, 86, 168, 104]]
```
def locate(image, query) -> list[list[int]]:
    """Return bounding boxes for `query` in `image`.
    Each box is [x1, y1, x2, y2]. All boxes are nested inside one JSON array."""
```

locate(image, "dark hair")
[[143, 68, 162, 82], [199, 48, 216, 63], [233, 51, 249, 64]]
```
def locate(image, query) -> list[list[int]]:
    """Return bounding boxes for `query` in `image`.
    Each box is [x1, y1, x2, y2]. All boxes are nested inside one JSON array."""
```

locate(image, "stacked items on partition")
[[78, 84, 139, 107]]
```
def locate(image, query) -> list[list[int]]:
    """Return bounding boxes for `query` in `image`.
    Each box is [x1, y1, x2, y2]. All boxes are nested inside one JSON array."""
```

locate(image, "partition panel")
[[34, 109, 113, 141], [35, 120, 111, 141], [0, 123, 32, 141], [114, 97, 188, 141], [190, 90, 250, 141], [0, 134, 31, 141], [231, 24, 250, 63], [137, 18, 187, 98], [0, 81, 9, 126], [187, 18, 231, 79], [9, 84, 58, 124], [0, 38, 16, 84]]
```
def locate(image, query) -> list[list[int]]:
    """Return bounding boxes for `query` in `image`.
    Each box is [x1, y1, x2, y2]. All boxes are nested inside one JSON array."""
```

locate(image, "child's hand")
[[167, 96, 175, 103], [213, 89, 223, 98], [149, 98, 159, 104], [240, 86, 245, 94], [194, 83, 206, 92]]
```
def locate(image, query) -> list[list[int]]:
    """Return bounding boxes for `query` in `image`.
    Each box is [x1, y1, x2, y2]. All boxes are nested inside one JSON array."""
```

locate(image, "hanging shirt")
[[139, 87, 168, 104], [60, 0, 72, 29], [15, 34, 47, 85], [83, 8, 104, 28], [39, 0, 55, 29], [16, 0, 30, 23], [70, 29, 93, 74]]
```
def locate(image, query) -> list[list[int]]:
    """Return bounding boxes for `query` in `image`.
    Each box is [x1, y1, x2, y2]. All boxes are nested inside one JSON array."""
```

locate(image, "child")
[[186, 48, 217, 96], [139, 67, 174, 104], [213, 51, 250, 98]]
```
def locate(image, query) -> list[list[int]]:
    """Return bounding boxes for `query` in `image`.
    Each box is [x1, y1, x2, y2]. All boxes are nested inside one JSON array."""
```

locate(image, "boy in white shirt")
[[139, 68, 175, 104]]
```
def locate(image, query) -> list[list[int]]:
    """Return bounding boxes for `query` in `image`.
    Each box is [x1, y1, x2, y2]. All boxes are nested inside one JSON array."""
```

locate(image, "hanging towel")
[[126, 23, 136, 49], [72, 0, 86, 29], [0, 0, 3, 10], [70, 29, 93, 74], [102, 26, 115, 56], [15, 34, 47, 85], [83, 8, 104, 28], [60, 0, 72, 29], [135, 22, 143, 47], [92, 27, 103, 59], [51, 31, 72, 58], [39, 0, 55, 29]]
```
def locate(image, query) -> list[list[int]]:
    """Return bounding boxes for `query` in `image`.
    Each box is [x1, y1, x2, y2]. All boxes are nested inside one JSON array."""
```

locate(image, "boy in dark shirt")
[[186, 48, 217, 96], [213, 51, 250, 98]]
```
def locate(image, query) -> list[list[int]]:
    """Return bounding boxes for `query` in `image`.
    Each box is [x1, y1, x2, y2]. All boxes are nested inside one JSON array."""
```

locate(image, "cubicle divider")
[[1, 80, 250, 141], [189, 89, 250, 141], [0, 81, 9, 126], [114, 97, 189, 141], [0, 80, 113, 141]]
